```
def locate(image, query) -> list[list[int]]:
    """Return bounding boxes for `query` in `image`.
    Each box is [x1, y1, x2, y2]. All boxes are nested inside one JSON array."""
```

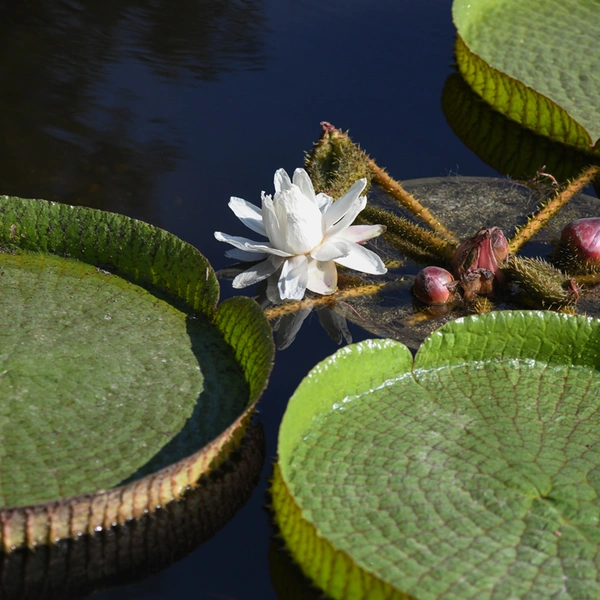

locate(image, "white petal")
[[232, 256, 285, 288], [278, 255, 308, 300], [306, 259, 338, 295], [214, 231, 293, 257], [225, 247, 267, 262], [325, 194, 367, 238], [310, 239, 351, 261], [292, 169, 316, 203], [335, 224, 386, 244], [274, 168, 292, 193], [274, 187, 325, 254], [316, 192, 333, 213], [323, 178, 367, 229], [334, 243, 387, 274], [228, 196, 266, 236], [262, 194, 285, 250]]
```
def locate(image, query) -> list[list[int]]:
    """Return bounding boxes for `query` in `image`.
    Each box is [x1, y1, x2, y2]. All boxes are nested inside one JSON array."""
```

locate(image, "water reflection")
[[0, 0, 265, 82], [216, 264, 354, 350], [0, 0, 265, 220], [269, 540, 325, 600]]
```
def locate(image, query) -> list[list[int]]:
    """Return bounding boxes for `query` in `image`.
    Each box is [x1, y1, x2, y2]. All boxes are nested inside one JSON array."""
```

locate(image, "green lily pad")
[[273, 311, 600, 599], [452, 0, 600, 151], [0, 196, 273, 550]]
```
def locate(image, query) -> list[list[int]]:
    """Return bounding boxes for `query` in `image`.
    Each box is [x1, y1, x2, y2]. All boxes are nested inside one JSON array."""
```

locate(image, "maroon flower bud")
[[560, 218, 600, 267], [414, 266, 455, 305], [452, 227, 509, 278]]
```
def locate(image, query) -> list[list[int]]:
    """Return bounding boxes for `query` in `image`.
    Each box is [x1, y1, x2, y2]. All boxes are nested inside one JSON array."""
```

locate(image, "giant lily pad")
[[272, 311, 600, 599], [0, 196, 273, 551], [452, 0, 600, 151]]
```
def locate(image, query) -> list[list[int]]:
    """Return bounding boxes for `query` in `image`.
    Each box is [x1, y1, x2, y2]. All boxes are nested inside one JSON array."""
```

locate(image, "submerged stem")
[[508, 164, 600, 254]]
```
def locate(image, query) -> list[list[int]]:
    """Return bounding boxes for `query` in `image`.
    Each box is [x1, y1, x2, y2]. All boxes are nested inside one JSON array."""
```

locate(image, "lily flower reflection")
[[215, 168, 386, 301], [216, 264, 353, 350]]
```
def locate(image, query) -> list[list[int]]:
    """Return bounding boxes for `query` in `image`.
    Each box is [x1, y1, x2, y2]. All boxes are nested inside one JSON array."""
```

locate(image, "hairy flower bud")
[[559, 218, 600, 268], [413, 266, 455, 305]]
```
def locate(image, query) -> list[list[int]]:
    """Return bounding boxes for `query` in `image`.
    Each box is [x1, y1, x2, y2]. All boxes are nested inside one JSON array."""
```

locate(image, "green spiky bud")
[[304, 122, 372, 198], [503, 256, 579, 309]]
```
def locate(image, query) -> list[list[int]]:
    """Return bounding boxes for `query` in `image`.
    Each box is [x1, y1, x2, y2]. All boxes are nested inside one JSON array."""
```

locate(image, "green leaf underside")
[[279, 312, 600, 598], [453, 0, 600, 149], [441, 72, 599, 183], [0, 251, 247, 507]]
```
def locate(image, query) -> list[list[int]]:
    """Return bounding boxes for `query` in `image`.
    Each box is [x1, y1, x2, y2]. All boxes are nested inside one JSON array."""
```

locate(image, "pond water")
[[0, 0, 578, 598]]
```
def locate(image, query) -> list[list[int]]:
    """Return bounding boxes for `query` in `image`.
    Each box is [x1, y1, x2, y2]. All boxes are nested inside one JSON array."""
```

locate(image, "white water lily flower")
[[214, 168, 387, 301]]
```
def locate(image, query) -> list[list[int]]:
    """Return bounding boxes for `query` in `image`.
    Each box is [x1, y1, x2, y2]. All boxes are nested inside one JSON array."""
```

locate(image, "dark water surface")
[[0, 0, 505, 598]]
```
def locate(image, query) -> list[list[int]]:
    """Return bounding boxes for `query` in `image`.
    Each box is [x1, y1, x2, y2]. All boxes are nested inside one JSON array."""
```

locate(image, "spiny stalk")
[[366, 157, 459, 245], [508, 164, 600, 254], [573, 272, 600, 286], [263, 280, 403, 321], [359, 205, 456, 264]]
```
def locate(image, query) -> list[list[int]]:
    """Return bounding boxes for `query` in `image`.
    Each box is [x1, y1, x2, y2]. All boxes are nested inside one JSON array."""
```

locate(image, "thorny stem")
[[263, 280, 405, 321], [366, 157, 459, 245], [508, 164, 600, 254], [360, 205, 456, 263], [573, 272, 600, 286]]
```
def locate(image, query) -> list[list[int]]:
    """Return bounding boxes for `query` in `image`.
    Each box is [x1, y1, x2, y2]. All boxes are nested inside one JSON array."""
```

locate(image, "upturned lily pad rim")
[[452, 0, 599, 152], [1, 421, 267, 600], [274, 310, 600, 600], [0, 196, 274, 551]]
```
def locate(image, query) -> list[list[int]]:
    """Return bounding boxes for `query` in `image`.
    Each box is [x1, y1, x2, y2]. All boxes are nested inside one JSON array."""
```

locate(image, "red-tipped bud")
[[414, 266, 455, 305], [452, 227, 508, 277], [560, 218, 600, 267]]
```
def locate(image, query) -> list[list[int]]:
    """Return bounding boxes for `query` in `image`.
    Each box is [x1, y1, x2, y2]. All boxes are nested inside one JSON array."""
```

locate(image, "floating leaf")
[[273, 311, 600, 599], [0, 196, 273, 550], [452, 0, 600, 151]]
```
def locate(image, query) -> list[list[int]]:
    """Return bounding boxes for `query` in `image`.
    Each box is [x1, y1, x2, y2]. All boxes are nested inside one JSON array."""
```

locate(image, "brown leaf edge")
[[1, 421, 266, 600]]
